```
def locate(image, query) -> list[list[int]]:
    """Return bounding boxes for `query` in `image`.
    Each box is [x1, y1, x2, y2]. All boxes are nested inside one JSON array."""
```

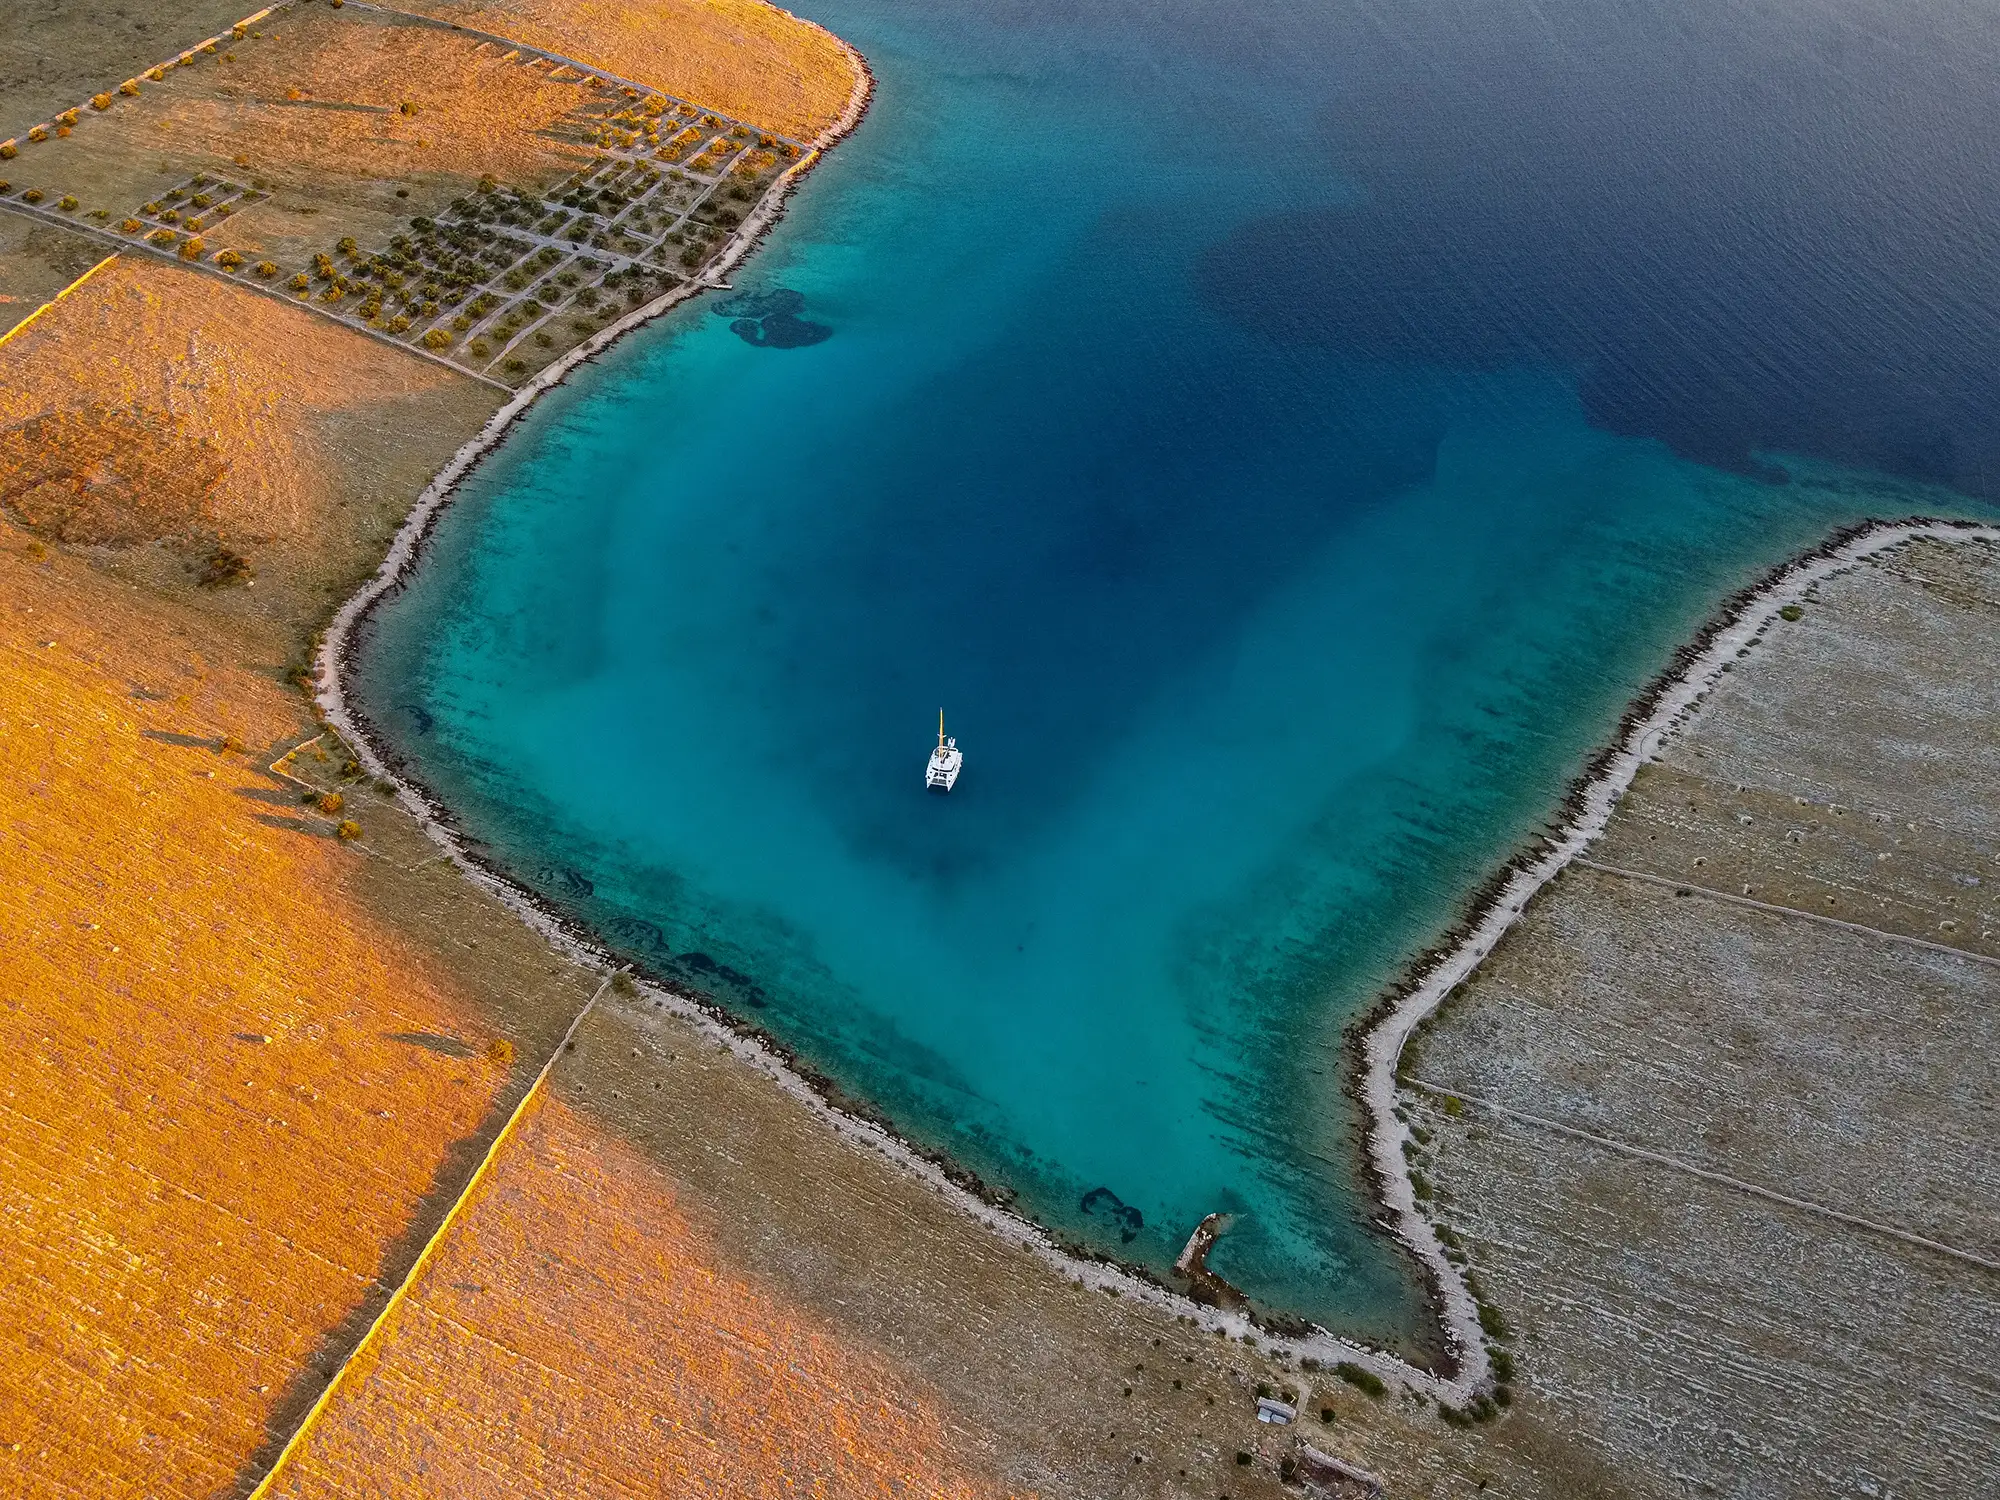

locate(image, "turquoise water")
[[356, 0, 1999, 1349]]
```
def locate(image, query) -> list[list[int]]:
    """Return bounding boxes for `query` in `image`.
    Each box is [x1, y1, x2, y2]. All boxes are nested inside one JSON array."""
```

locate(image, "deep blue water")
[[356, 0, 1998, 1349]]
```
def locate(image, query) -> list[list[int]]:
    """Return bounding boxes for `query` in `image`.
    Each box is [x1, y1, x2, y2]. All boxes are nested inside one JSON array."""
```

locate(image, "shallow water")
[[357, 0, 2000, 1346]]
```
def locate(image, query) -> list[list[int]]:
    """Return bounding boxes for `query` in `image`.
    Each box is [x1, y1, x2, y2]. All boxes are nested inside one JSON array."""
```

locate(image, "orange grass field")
[[263, 1083, 1005, 1500], [0, 549, 526, 1499], [403, 0, 861, 140], [0, 253, 496, 613]]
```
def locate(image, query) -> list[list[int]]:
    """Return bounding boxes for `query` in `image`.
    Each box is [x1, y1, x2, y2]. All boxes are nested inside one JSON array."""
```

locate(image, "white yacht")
[[926, 709, 963, 792]]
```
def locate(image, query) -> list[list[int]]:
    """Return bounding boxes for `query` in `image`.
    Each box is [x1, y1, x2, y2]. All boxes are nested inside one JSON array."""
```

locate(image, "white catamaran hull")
[[927, 711, 963, 791]]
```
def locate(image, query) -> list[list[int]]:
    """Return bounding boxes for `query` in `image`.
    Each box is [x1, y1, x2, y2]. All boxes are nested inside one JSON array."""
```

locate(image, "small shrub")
[[398, 101, 418, 117], [149, 228, 177, 247], [27, 127, 48, 143], [21, 188, 43, 204], [504, 357, 527, 374], [533, 331, 552, 348], [1476, 1301, 1511, 1341], [57, 196, 77, 212], [1490, 1348, 1515, 1382], [254, 260, 277, 277], [485, 1037, 515, 1066], [468, 337, 491, 357], [147, 66, 165, 81], [317, 791, 344, 815], [1335, 1362, 1386, 1399], [220, 735, 245, 754], [216, 249, 243, 270], [1320, 1406, 1336, 1423], [610, 971, 637, 996], [0, 144, 15, 160], [1778, 603, 1804, 622], [90, 93, 112, 111], [289, 273, 309, 291], [336, 819, 362, 841], [421, 328, 452, 351], [387, 313, 412, 333], [1234, 1452, 1252, 1468], [198, 548, 250, 587], [179, 237, 204, 260], [57, 110, 77, 127], [336, 236, 358, 255], [120, 80, 140, 97]]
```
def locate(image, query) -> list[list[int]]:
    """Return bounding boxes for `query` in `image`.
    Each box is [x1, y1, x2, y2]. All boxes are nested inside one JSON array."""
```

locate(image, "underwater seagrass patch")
[[715, 286, 831, 349]]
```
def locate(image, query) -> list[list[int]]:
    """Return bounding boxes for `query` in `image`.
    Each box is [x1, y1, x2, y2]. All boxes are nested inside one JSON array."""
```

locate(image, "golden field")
[[265, 1083, 1003, 1500], [0, 253, 497, 621], [0, 542, 526, 1499], [404, 0, 862, 139]]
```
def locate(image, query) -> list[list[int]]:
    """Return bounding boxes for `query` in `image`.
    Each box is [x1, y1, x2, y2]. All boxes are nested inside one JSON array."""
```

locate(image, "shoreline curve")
[[304, 28, 2000, 1400]]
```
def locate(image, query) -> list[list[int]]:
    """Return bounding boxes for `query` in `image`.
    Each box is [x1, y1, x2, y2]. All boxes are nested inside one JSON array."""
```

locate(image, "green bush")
[[1335, 1362, 1386, 1399], [1778, 604, 1804, 622], [1476, 1301, 1511, 1341]]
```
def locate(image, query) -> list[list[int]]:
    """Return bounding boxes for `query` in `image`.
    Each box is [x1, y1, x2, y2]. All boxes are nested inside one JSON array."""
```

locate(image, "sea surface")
[[355, 0, 2000, 1349]]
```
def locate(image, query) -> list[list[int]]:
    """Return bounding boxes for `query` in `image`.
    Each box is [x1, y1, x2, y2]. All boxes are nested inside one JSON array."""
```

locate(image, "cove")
[[354, 0, 2000, 1349]]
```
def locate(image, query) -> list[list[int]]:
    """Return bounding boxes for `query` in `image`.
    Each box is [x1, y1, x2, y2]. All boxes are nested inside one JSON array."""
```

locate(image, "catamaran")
[[926, 709, 963, 792]]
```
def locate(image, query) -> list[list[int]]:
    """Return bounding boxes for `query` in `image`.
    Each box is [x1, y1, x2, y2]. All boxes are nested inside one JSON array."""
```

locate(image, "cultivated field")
[[1402, 535, 2000, 1498], [0, 0, 852, 389]]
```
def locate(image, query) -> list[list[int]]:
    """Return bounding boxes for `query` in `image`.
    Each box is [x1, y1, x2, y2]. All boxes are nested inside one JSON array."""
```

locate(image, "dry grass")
[[403, 0, 861, 139], [0, 214, 108, 336], [0, 255, 496, 620], [4, 8, 614, 270], [0, 0, 251, 140], [0, 547, 528, 1500], [266, 1085, 1006, 1500]]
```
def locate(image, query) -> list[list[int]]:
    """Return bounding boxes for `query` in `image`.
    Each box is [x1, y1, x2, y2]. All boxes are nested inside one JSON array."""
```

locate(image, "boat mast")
[[938, 708, 946, 749]]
